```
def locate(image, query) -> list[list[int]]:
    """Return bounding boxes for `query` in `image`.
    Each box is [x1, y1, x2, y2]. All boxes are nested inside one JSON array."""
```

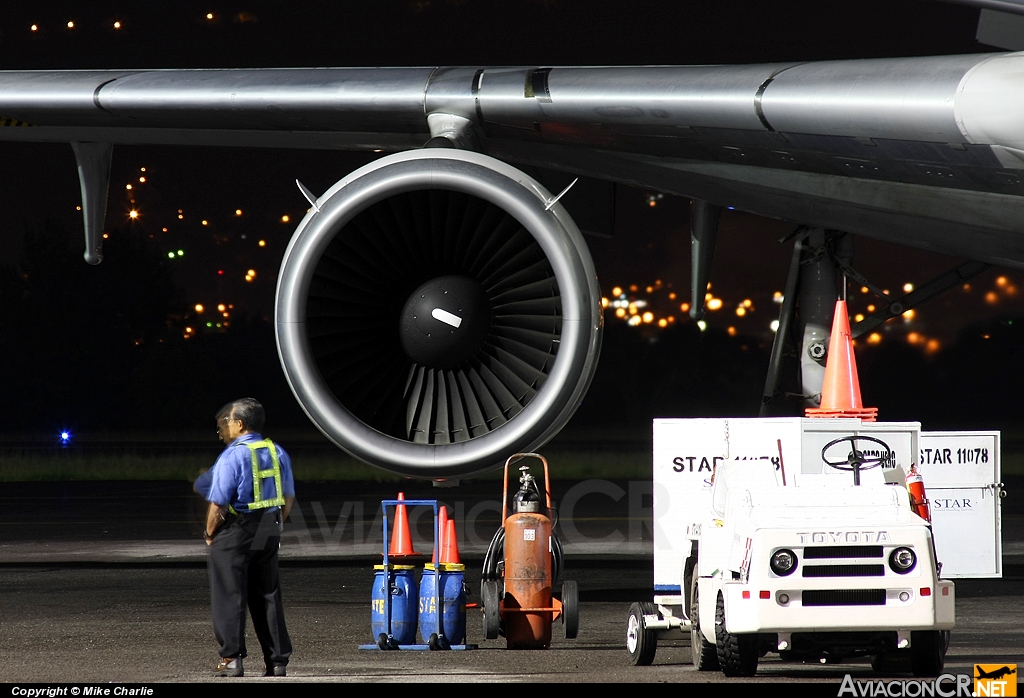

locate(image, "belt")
[[230, 507, 276, 518]]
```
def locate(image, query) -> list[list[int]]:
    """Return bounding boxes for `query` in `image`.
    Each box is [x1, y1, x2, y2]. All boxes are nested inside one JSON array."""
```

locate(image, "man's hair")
[[216, 397, 266, 433]]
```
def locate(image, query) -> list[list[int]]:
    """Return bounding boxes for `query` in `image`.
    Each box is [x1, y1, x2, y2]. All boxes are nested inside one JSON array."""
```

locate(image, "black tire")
[[377, 633, 392, 651], [682, 552, 697, 614], [872, 650, 911, 674], [626, 602, 658, 666], [562, 580, 579, 639], [715, 593, 758, 677], [911, 631, 944, 677], [690, 576, 719, 671], [482, 580, 501, 640]]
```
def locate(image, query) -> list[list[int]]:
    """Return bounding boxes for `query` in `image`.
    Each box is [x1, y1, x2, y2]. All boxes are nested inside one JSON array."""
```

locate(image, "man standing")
[[197, 397, 295, 678]]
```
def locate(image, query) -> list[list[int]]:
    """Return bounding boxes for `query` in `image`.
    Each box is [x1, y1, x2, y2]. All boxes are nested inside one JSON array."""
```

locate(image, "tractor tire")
[[911, 631, 944, 677], [715, 592, 758, 677], [690, 575, 718, 671]]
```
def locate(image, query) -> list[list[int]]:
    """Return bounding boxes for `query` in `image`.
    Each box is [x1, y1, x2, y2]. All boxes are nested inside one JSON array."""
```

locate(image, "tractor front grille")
[[803, 545, 883, 559], [802, 564, 886, 578], [802, 589, 886, 606]]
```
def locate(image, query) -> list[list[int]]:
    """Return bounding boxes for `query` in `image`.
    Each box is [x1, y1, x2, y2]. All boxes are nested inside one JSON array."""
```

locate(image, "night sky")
[[2, 1, 1022, 434]]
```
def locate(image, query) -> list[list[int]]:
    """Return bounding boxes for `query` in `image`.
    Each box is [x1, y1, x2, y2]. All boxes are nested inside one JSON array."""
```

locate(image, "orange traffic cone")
[[388, 492, 417, 559], [805, 300, 878, 422], [441, 517, 461, 565], [432, 506, 449, 563]]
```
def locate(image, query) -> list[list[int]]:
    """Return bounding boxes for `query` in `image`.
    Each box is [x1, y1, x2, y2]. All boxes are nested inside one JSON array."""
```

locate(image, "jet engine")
[[275, 149, 603, 479]]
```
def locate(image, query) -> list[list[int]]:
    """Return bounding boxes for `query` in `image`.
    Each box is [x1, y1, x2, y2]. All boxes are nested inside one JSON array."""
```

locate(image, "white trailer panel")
[[919, 431, 1002, 578]]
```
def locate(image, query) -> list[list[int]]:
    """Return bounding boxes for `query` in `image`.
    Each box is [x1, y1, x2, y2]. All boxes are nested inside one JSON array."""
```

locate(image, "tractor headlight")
[[889, 547, 917, 574], [770, 549, 797, 576]]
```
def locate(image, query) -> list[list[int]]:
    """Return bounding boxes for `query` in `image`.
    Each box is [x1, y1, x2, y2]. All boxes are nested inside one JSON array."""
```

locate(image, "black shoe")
[[264, 664, 286, 677], [213, 656, 243, 677]]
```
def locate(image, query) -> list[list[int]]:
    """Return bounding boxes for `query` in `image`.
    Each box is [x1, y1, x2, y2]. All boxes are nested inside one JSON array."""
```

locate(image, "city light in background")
[[59, 155, 307, 343], [39, 150, 1024, 358], [600, 241, 1024, 355]]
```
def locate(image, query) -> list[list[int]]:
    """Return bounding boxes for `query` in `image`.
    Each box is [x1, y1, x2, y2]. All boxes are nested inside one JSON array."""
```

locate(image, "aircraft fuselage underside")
[[490, 141, 1024, 269]]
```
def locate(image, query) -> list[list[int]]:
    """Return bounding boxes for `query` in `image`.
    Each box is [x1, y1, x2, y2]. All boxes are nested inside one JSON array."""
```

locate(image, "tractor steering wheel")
[[820, 435, 893, 486]]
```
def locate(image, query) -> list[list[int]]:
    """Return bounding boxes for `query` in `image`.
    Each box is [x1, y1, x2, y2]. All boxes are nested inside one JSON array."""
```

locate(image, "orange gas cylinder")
[[906, 464, 932, 522], [480, 453, 578, 650], [503, 507, 554, 649]]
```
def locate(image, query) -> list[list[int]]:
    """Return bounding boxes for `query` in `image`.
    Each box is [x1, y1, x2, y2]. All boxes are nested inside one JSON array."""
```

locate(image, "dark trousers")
[[207, 509, 292, 666]]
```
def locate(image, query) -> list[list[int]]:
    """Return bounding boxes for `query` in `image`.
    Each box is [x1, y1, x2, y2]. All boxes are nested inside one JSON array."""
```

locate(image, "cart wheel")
[[561, 580, 579, 639], [626, 602, 658, 666], [377, 633, 391, 651], [689, 575, 718, 671], [482, 580, 501, 640], [428, 633, 450, 650], [715, 593, 758, 676]]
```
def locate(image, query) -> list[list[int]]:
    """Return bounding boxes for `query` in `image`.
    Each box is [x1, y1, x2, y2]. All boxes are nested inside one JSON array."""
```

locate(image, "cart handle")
[[380, 498, 444, 641]]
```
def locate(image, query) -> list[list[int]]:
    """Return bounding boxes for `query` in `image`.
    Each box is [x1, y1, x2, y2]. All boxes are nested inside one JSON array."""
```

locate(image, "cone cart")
[[359, 497, 474, 651]]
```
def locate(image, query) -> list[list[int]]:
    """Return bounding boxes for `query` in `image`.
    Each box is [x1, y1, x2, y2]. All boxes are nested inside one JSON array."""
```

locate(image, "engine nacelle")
[[275, 150, 603, 479]]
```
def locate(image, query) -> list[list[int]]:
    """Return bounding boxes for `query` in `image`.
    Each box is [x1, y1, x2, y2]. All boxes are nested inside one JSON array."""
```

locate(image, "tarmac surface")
[[0, 478, 1021, 685]]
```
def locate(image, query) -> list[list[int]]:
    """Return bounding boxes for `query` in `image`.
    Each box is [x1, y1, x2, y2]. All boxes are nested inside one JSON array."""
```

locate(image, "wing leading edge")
[[4, 54, 1024, 264]]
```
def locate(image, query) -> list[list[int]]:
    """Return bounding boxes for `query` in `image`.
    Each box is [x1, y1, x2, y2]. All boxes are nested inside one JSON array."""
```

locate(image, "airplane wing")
[[3, 54, 1023, 477], [2, 55, 1023, 265]]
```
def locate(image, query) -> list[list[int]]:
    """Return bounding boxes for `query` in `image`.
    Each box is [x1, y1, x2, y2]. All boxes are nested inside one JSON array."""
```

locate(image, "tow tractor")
[[627, 417, 1002, 676]]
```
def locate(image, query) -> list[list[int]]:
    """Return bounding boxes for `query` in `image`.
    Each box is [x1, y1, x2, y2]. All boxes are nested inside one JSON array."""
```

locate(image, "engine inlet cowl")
[[275, 149, 602, 479]]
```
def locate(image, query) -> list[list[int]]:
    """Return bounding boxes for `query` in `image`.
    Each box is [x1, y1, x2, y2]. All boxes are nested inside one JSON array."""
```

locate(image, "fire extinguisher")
[[480, 453, 579, 649], [906, 464, 932, 522]]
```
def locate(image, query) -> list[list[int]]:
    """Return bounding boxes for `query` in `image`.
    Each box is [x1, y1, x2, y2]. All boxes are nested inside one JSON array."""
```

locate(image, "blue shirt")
[[197, 433, 295, 513]]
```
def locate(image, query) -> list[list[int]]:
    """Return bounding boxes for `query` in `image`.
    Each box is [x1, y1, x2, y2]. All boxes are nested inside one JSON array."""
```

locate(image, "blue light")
[[59, 431, 71, 446]]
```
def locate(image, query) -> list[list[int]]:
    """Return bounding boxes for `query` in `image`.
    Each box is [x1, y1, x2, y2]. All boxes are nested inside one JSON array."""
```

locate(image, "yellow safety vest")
[[244, 439, 285, 510]]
